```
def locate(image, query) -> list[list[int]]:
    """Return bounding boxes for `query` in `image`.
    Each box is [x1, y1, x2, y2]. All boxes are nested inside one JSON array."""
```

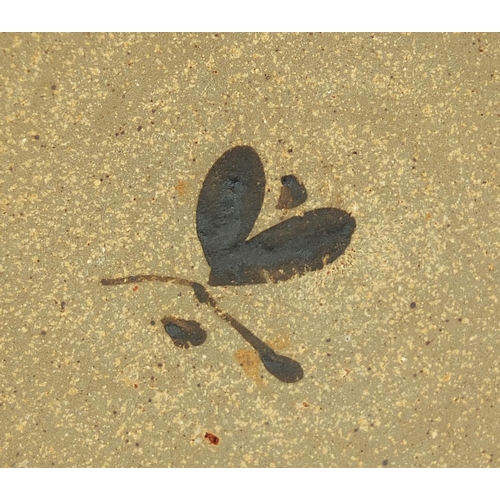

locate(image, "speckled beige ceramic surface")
[[1, 33, 499, 467]]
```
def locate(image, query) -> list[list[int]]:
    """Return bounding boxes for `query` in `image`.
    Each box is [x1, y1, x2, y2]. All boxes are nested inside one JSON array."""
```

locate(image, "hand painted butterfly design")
[[101, 146, 356, 383]]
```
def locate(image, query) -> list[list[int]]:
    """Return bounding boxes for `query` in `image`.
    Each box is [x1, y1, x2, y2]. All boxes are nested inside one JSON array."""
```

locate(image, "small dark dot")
[[51, 85, 57, 90], [325, 338, 331, 342], [410, 302, 416, 309], [287, 148, 293, 153], [157, 363, 163, 368], [458, 318, 462, 322], [137, 125, 142, 131], [382, 459, 388, 466], [135, 442, 140, 447], [34, 135, 40, 140], [40, 330, 47, 336], [150, 320, 156, 326]]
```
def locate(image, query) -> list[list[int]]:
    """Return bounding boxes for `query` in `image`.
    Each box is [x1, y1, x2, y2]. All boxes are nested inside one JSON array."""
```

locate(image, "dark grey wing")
[[208, 208, 356, 286], [196, 146, 265, 271]]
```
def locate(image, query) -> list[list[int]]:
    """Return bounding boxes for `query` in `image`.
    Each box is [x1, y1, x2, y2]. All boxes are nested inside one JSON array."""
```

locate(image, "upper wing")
[[196, 146, 265, 271]]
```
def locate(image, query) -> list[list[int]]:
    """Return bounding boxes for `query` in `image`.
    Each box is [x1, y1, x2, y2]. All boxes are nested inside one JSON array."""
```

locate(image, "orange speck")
[[175, 180, 187, 197], [133, 285, 139, 291], [302, 402, 310, 407], [235, 348, 264, 386], [204, 432, 220, 445]]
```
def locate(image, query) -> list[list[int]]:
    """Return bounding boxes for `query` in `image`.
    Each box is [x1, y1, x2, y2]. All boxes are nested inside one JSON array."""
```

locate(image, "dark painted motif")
[[101, 146, 356, 383], [161, 317, 207, 349], [276, 174, 308, 209]]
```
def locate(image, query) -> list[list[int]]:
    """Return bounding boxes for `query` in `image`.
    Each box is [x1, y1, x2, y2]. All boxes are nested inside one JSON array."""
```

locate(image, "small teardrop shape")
[[258, 350, 304, 383], [276, 175, 307, 209], [161, 317, 207, 348]]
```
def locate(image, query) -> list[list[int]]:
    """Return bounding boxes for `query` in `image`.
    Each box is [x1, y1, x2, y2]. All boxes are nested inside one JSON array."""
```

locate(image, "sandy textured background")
[[1, 33, 499, 467]]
